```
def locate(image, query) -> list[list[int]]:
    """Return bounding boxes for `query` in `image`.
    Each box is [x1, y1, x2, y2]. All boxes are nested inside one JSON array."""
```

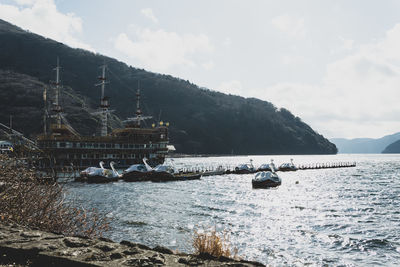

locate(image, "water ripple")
[[66, 154, 400, 266]]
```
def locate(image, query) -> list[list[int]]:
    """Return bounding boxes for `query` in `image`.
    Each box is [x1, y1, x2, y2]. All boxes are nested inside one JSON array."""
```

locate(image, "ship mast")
[[43, 86, 47, 135], [98, 64, 109, 136], [135, 81, 142, 127], [52, 58, 62, 128]]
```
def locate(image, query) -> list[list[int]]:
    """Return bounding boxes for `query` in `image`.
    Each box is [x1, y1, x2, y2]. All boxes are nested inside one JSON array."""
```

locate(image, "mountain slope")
[[0, 19, 337, 155], [330, 132, 400, 153], [382, 140, 400, 153]]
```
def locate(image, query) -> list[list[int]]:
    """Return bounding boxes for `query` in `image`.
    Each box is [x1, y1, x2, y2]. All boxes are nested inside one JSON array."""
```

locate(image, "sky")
[[1, 0, 400, 139]]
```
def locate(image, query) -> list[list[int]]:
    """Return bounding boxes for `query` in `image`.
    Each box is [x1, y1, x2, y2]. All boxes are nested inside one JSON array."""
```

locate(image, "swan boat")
[[121, 158, 153, 182], [257, 159, 276, 172], [86, 161, 120, 183], [252, 160, 281, 188], [234, 159, 256, 174], [148, 162, 201, 182], [278, 159, 298, 172]]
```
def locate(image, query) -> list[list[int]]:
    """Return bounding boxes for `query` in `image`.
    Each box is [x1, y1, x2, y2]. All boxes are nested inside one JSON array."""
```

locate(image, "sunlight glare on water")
[[66, 154, 400, 266]]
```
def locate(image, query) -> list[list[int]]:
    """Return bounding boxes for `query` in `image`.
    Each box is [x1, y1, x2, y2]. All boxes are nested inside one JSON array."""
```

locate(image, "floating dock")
[[297, 162, 356, 170]]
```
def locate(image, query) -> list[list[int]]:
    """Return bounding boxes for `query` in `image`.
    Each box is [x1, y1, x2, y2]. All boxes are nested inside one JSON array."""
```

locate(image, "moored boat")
[[252, 171, 281, 188], [121, 158, 153, 182], [257, 159, 275, 172], [148, 163, 201, 182], [252, 160, 281, 188], [234, 159, 256, 174], [202, 165, 225, 176], [278, 159, 298, 172], [86, 161, 120, 183]]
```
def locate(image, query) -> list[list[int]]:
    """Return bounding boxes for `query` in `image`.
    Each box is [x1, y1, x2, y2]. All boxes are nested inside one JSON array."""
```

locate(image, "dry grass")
[[0, 154, 109, 238], [193, 227, 238, 259]]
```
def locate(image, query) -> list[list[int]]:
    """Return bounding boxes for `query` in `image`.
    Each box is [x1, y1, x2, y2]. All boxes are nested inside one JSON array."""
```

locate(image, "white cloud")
[[202, 61, 214, 70], [0, 0, 94, 51], [261, 23, 400, 138], [13, 0, 35, 5], [339, 36, 354, 51], [114, 27, 214, 72], [222, 37, 232, 47], [271, 14, 306, 39], [141, 8, 158, 24]]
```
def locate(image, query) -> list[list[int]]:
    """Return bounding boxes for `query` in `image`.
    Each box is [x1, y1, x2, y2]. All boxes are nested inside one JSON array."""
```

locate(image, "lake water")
[[66, 154, 400, 266]]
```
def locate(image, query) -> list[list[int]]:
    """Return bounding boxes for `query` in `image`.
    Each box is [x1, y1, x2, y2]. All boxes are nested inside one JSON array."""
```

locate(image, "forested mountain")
[[0, 19, 337, 155], [330, 132, 400, 153]]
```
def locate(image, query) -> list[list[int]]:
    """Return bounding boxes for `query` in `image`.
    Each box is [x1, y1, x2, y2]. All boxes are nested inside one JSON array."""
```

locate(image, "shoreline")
[[0, 223, 265, 267]]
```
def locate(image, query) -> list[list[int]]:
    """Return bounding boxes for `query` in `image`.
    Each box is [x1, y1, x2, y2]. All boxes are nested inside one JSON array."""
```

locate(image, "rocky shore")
[[0, 223, 265, 266]]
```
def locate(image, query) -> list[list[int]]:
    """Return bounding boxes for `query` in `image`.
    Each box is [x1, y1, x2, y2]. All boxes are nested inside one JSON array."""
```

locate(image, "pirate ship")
[[36, 60, 169, 169]]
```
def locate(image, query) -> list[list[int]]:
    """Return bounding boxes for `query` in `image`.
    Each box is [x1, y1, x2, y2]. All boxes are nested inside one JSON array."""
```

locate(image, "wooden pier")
[[172, 161, 357, 176], [297, 162, 356, 170]]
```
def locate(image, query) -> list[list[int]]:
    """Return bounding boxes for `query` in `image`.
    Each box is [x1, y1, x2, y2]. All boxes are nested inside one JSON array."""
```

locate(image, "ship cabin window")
[[129, 144, 134, 148], [82, 154, 87, 159], [123, 144, 128, 148], [100, 144, 105, 148], [93, 143, 98, 148], [72, 143, 76, 148], [59, 142, 66, 148], [106, 144, 111, 148]]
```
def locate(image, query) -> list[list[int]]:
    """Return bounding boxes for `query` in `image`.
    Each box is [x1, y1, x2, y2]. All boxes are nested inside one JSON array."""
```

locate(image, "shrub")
[[193, 227, 238, 258], [0, 154, 109, 238]]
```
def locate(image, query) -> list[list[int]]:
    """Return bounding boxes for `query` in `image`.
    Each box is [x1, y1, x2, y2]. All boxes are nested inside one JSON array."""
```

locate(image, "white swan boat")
[[121, 158, 153, 182], [278, 159, 298, 172], [234, 159, 256, 174], [252, 160, 281, 188], [86, 161, 120, 183]]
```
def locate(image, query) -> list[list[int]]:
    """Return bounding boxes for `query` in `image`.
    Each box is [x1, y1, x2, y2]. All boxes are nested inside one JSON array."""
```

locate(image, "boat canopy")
[[125, 164, 148, 173], [236, 164, 253, 170], [154, 165, 174, 173]]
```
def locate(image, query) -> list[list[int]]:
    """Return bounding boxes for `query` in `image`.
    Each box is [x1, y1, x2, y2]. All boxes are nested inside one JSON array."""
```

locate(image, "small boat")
[[257, 159, 275, 172], [252, 160, 281, 188], [278, 159, 298, 172], [87, 161, 120, 183], [234, 159, 256, 174], [76, 161, 105, 182], [148, 164, 201, 182], [121, 157, 153, 182], [202, 165, 225, 176]]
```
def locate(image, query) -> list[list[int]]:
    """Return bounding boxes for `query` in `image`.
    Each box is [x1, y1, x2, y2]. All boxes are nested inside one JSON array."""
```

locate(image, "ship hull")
[[36, 126, 169, 170]]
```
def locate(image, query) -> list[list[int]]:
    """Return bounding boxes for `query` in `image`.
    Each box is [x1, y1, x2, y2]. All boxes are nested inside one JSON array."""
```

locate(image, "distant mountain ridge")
[[382, 140, 400, 153], [330, 132, 400, 153], [0, 19, 337, 155]]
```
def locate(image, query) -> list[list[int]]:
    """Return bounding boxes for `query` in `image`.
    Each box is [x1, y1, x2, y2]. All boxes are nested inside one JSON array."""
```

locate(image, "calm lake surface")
[[66, 154, 400, 266]]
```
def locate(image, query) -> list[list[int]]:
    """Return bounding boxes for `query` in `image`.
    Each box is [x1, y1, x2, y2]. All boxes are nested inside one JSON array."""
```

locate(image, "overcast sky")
[[1, 0, 400, 139]]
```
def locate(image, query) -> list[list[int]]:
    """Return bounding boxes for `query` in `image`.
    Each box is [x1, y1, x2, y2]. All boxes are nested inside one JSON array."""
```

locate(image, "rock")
[[0, 223, 264, 266], [63, 237, 90, 248], [150, 253, 165, 264], [21, 231, 42, 238], [122, 248, 140, 255], [94, 243, 115, 252], [153, 245, 174, 254], [110, 252, 123, 259]]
